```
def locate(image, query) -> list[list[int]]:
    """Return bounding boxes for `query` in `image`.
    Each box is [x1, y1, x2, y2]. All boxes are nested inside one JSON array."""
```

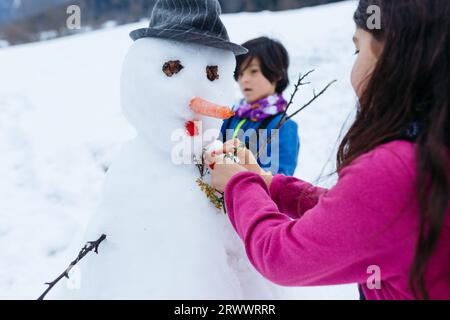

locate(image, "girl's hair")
[[234, 37, 290, 93], [339, 0, 449, 299]]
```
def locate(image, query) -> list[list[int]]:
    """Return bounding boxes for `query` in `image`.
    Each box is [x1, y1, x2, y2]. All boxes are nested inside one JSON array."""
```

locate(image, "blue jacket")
[[220, 113, 300, 176]]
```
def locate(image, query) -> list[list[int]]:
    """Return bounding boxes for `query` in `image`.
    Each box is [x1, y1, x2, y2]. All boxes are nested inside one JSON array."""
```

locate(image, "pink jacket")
[[224, 141, 450, 300]]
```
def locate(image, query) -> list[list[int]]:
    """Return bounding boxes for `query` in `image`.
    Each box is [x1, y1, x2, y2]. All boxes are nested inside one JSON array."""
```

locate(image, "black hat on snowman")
[[130, 0, 248, 56]]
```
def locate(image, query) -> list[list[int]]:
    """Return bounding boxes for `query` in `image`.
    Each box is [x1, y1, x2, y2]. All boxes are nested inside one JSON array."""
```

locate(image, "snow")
[[39, 30, 59, 41], [47, 37, 282, 299], [0, 0, 359, 299]]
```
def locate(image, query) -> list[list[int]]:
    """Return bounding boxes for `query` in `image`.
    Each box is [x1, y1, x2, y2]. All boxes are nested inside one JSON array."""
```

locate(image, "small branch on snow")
[[37, 234, 107, 301]]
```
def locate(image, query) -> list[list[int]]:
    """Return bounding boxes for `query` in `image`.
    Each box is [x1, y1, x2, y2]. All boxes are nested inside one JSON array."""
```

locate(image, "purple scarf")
[[235, 93, 288, 122]]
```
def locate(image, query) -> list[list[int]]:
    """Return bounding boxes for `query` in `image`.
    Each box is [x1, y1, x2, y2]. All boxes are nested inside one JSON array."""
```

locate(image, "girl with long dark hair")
[[206, 0, 449, 299]]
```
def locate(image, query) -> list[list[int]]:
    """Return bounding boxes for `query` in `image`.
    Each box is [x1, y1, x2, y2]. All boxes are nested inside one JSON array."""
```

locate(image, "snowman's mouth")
[[185, 120, 199, 137]]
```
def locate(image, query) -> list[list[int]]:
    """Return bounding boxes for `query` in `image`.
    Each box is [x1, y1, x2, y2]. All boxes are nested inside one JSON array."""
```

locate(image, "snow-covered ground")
[[0, 0, 359, 299]]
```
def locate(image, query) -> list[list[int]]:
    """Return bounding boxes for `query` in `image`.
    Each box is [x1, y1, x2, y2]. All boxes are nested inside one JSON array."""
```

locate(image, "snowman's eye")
[[162, 60, 184, 77], [206, 66, 219, 81]]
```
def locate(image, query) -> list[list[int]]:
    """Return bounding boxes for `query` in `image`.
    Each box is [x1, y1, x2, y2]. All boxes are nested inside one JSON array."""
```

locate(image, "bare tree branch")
[[37, 234, 107, 301], [276, 69, 314, 128], [257, 72, 337, 158], [284, 79, 337, 123]]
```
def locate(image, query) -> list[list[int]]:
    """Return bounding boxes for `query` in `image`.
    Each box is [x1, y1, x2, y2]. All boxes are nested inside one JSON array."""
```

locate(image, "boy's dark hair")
[[234, 37, 290, 94]]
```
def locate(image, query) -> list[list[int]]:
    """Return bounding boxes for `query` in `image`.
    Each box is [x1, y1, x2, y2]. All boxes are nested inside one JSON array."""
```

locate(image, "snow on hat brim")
[[129, 27, 248, 56]]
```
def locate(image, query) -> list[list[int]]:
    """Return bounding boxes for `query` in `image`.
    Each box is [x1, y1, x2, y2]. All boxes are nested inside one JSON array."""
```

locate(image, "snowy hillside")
[[0, 0, 359, 299]]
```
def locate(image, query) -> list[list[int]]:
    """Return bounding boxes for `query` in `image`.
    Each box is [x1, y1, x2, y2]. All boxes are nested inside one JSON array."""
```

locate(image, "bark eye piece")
[[206, 65, 219, 81], [162, 60, 184, 77]]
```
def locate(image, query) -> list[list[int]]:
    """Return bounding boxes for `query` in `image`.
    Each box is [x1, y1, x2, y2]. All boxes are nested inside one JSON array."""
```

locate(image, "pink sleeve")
[[269, 174, 328, 219], [224, 146, 416, 287]]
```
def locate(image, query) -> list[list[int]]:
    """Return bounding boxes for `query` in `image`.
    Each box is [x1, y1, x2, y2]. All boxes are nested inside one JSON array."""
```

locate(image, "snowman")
[[53, 0, 280, 299]]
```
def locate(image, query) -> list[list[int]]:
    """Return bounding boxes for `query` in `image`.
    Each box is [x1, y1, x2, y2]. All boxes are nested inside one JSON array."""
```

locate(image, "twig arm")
[[37, 234, 107, 300]]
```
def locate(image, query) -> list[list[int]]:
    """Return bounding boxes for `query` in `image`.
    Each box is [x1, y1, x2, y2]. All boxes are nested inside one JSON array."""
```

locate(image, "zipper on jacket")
[[233, 119, 247, 140]]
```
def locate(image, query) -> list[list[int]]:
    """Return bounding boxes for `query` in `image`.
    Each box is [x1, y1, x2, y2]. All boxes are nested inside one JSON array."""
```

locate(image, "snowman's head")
[[121, 37, 236, 160]]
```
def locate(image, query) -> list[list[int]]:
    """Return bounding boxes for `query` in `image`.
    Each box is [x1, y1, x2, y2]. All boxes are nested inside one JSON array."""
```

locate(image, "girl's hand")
[[207, 153, 248, 192], [205, 139, 274, 190], [206, 139, 259, 173]]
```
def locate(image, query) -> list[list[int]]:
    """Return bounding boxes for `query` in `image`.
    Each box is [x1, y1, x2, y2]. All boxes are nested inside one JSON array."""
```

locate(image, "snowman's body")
[[56, 38, 279, 299]]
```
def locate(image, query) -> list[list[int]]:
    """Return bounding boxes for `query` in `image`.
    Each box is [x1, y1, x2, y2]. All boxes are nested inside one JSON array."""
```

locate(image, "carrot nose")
[[189, 97, 235, 119]]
